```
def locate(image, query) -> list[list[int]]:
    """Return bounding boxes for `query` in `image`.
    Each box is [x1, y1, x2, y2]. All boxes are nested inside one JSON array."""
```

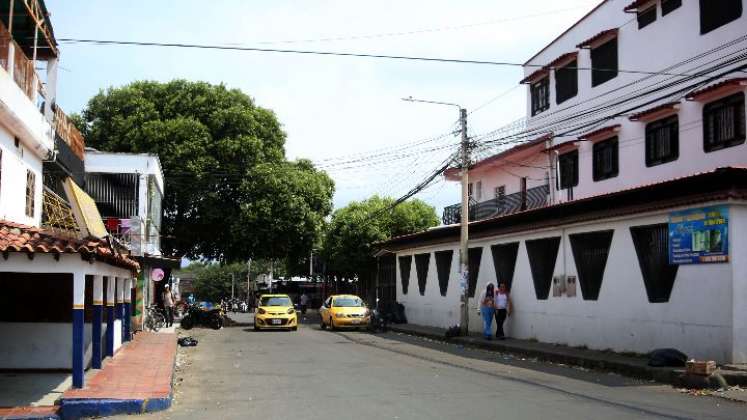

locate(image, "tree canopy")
[[321, 196, 439, 280], [76, 80, 334, 262]]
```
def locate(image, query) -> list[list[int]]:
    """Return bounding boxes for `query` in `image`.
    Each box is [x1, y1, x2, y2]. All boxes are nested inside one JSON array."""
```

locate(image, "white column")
[[731, 204, 747, 363], [45, 57, 58, 120], [93, 275, 103, 306], [114, 277, 124, 350]]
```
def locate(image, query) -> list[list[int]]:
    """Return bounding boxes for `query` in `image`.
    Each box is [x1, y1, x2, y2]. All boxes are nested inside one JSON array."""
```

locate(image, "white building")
[[0, 0, 139, 390], [382, 0, 747, 363]]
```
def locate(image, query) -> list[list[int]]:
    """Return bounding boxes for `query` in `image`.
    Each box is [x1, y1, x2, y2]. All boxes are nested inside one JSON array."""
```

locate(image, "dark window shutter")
[[526, 237, 561, 300], [662, 0, 682, 16], [398, 255, 412, 295], [569, 230, 614, 301], [637, 6, 657, 29], [414, 253, 430, 296], [645, 115, 679, 166], [467, 247, 483, 298], [699, 0, 742, 34], [591, 38, 618, 87], [490, 242, 520, 292], [434, 250, 454, 297], [559, 150, 579, 189], [555, 60, 578, 104], [630, 224, 679, 303], [592, 137, 619, 181]]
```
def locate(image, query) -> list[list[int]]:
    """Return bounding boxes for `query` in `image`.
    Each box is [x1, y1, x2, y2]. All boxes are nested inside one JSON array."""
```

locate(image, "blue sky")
[[47, 0, 597, 215]]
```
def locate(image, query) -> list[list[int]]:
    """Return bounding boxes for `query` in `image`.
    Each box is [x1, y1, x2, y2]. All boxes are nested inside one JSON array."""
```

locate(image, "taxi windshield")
[[261, 297, 291, 307], [333, 297, 364, 307]]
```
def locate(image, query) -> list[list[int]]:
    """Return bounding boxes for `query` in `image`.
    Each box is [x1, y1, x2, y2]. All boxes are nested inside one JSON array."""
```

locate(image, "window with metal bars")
[[592, 137, 619, 181], [645, 115, 679, 166], [700, 0, 742, 35], [398, 255, 412, 295], [531, 77, 550, 116], [467, 247, 483, 298], [526, 237, 561, 300], [415, 253, 430, 296], [661, 0, 681, 16], [555, 59, 578, 104], [25, 169, 35, 217], [630, 224, 679, 303], [637, 6, 657, 29], [558, 150, 579, 190], [703, 92, 746, 152], [434, 250, 453, 297], [490, 242, 519, 292], [569, 230, 614, 301], [591, 38, 618, 87]]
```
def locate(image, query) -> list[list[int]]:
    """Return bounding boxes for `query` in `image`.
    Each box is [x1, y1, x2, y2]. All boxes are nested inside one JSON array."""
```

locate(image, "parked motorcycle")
[[180, 303, 223, 330], [367, 299, 391, 333]]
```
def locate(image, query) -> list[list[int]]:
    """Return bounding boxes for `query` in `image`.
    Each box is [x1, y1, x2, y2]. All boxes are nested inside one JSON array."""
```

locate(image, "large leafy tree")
[[77, 80, 334, 262], [321, 196, 439, 298]]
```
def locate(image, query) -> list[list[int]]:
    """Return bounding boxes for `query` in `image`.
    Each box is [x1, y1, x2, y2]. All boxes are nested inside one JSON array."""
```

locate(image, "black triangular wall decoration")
[[490, 242, 520, 292], [467, 247, 483, 298], [569, 230, 614, 301], [398, 255, 412, 295], [434, 250, 454, 297], [525, 237, 561, 300], [630, 224, 679, 303], [414, 253, 431, 296]]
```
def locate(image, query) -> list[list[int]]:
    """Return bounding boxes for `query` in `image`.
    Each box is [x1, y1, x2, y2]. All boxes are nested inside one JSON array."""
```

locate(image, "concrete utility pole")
[[402, 97, 470, 335], [230, 273, 235, 299]]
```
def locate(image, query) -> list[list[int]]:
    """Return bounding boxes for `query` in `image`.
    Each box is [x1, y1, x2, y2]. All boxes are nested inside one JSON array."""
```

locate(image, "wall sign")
[[669, 206, 728, 264]]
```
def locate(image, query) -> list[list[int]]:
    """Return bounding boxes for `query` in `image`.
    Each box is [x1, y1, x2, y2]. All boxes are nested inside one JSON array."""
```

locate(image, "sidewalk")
[[59, 332, 177, 419], [389, 323, 747, 388]]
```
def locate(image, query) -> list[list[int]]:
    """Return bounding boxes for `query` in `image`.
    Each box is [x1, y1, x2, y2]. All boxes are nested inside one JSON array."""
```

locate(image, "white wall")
[[729, 203, 747, 362], [470, 150, 550, 200], [0, 124, 44, 226], [0, 322, 108, 370], [397, 202, 743, 362]]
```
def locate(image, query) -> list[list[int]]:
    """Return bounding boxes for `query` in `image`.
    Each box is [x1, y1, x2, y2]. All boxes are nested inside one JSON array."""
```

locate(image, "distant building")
[[382, 0, 747, 363]]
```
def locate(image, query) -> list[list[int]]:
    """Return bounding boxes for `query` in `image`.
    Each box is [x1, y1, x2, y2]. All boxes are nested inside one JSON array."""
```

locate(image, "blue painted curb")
[[2, 413, 59, 420], [58, 394, 171, 420]]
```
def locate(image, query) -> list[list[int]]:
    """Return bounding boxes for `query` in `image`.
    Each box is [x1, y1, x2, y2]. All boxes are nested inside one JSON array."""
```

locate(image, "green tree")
[[76, 80, 334, 262], [188, 262, 248, 303], [321, 196, 439, 298]]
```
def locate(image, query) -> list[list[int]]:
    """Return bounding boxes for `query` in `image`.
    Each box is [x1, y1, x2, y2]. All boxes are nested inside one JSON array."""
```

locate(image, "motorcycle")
[[367, 299, 391, 333], [180, 303, 223, 330]]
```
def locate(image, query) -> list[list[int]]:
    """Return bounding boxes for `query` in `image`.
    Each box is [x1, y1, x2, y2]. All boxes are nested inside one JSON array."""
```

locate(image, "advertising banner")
[[669, 206, 729, 264]]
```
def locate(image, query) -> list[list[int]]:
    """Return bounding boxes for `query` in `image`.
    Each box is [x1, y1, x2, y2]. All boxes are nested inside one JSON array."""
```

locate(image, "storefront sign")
[[669, 206, 729, 264]]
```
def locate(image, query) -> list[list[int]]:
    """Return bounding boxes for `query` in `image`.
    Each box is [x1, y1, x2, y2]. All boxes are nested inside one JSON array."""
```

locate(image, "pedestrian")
[[477, 283, 496, 340], [299, 292, 309, 315], [162, 284, 175, 327], [494, 282, 513, 340]]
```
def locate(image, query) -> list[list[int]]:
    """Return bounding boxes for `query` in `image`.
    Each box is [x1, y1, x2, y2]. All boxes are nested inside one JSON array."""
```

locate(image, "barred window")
[[555, 60, 578, 104], [703, 92, 746, 152], [592, 137, 619, 181], [591, 38, 618, 87], [630, 224, 679, 303], [25, 170, 35, 217], [646, 115, 679, 166], [531, 77, 550, 116], [558, 150, 579, 190]]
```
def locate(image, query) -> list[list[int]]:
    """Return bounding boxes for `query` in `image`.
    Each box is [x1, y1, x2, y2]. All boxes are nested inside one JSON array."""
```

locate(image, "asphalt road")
[[112, 312, 745, 420]]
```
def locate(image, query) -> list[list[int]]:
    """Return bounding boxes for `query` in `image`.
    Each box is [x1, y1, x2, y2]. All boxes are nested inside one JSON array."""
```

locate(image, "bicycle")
[[144, 305, 166, 332]]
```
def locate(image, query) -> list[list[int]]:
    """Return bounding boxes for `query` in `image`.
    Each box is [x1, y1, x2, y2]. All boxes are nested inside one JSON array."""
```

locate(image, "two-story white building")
[[0, 0, 139, 392], [380, 0, 747, 363]]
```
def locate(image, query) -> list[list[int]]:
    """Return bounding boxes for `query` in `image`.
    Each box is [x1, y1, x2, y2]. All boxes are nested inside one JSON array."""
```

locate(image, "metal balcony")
[[442, 184, 550, 225]]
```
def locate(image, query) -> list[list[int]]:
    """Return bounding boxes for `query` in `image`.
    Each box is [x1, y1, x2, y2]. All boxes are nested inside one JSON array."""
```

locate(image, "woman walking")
[[494, 283, 513, 340], [478, 283, 496, 340]]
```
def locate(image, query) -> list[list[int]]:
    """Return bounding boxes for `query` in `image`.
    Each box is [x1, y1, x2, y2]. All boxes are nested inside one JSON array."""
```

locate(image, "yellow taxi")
[[319, 294, 370, 330], [254, 294, 298, 331]]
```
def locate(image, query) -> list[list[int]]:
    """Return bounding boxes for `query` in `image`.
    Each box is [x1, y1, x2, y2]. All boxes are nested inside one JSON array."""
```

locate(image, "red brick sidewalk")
[[0, 406, 59, 419], [64, 332, 176, 401]]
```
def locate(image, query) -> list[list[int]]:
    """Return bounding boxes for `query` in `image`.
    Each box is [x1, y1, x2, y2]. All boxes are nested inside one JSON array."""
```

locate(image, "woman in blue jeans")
[[478, 283, 496, 340]]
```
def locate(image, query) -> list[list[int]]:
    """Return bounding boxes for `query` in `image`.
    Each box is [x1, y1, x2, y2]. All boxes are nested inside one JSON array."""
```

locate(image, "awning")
[[578, 124, 621, 141], [685, 78, 747, 102], [629, 102, 680, 122], [576, 28, 618, 49]]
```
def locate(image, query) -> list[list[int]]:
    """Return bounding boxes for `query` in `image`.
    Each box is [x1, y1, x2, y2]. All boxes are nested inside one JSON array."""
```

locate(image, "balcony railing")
[[41, 187, 80, 238], [53, 104, 85, 161], [0, 19, 42, 102], [442, 184, 550, 225]]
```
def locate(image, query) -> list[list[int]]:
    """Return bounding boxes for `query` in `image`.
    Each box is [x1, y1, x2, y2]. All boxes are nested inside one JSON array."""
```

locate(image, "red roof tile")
[[520, 67, 549, 84], [629, 101, 680, 122], [685, 78, 747, 102], [576, 28, 618, 49], [546, 52, 579, 69], [578, 124, 621, 141], [0, 220, 139, 271]]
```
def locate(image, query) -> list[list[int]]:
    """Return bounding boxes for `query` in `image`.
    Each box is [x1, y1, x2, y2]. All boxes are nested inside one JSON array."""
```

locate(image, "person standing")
[[162, 284, 175, 327], [494, 283, 513, 340], [477, 283, 496, 340], [299, 292, 309, 315]]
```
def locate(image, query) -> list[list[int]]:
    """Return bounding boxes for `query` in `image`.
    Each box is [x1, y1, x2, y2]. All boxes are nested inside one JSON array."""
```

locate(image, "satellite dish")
[[151, 268, 165, 282]]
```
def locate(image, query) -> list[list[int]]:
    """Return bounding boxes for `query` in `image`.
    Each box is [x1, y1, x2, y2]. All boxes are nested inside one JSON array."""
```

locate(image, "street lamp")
[[402, 96, 471, 335]]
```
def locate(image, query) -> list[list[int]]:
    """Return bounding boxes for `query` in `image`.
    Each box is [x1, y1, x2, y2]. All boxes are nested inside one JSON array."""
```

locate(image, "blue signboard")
[[669, 206, 729, 264]]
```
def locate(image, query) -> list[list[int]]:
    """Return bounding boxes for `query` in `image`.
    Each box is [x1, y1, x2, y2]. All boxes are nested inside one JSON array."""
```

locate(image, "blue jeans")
[[481, 307, 495, 338]]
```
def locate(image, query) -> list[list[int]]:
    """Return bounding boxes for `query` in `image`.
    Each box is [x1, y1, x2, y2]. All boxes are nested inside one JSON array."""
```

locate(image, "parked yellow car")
[[254, 294, 298, 331], [319, 294, 370, 330]]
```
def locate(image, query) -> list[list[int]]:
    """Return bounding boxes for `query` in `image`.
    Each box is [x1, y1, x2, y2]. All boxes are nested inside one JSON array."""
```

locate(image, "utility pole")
[[230, 273, 235, 300], [402, 97, 470, 336], [246, 258, 252, 300]]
